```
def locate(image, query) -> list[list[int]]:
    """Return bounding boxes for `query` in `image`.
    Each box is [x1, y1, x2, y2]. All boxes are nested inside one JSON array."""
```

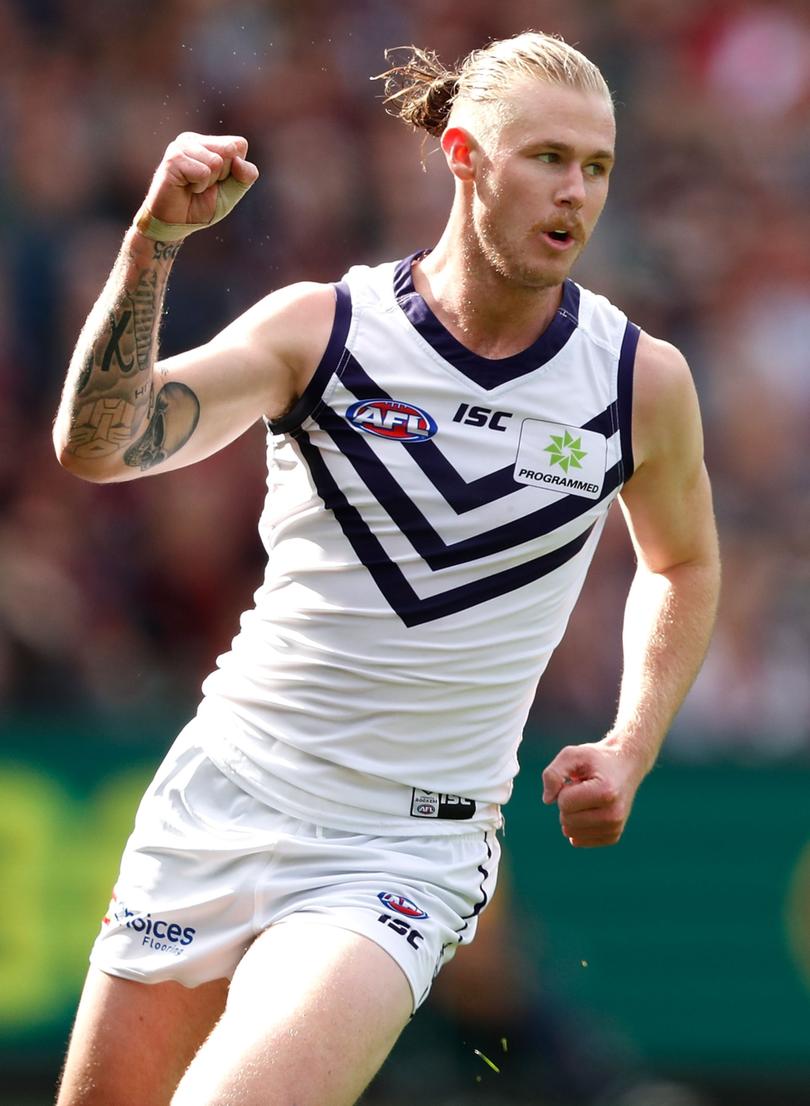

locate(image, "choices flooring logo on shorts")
[[103, 893, 196, 956]]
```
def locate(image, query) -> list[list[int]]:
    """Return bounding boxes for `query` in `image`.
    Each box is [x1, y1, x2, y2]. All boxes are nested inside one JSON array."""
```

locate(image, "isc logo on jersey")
[[377, 891, 429, 920], [346, 399, 437, 442]]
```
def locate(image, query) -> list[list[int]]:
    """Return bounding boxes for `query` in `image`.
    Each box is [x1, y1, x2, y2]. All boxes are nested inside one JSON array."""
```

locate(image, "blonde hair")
[[376, 32, 613, 137]]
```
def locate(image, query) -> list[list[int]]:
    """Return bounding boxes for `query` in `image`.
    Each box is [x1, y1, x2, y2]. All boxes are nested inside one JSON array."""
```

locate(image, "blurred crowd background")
[[2, 0, 809, 754], [1, 1, 809, 1103], [1, 0, 808, 754]]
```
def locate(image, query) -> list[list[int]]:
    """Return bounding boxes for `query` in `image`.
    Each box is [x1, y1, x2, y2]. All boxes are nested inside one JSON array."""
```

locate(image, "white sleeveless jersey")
[[199, 254, 639, 834]]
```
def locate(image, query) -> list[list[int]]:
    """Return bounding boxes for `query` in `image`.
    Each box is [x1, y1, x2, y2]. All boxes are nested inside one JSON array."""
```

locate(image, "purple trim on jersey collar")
[[393, 251, 580, 391]]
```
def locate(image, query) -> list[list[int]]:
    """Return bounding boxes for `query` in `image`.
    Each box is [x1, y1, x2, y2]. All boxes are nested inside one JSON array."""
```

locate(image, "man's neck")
[[412, 232, 565, 361]]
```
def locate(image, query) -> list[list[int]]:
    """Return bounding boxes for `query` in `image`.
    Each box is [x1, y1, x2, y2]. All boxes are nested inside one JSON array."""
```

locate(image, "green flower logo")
[[544, 431, 587, 473]]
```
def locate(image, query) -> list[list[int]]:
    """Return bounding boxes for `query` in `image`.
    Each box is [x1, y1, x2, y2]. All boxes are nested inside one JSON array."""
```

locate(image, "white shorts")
[[91, 726, 501, 1011]]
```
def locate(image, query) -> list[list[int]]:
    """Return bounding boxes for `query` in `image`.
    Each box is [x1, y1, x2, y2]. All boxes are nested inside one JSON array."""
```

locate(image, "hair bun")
[[374, 47, 459, 136]]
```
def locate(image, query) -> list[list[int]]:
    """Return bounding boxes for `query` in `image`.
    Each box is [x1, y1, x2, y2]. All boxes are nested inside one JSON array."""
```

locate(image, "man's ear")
[[440, 126, 477, 181]]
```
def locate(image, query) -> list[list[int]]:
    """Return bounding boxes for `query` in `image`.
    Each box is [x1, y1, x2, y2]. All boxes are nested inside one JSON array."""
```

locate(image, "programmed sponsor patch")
[[514, 418, 607, 499]]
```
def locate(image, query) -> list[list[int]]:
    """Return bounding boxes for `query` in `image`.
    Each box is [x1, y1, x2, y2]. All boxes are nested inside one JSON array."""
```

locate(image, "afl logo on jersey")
[[346, 399, 437, 442], [377, 891, 429, 920]]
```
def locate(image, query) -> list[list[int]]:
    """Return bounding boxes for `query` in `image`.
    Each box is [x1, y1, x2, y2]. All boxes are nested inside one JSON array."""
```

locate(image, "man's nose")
[[555, 166, 586, 208]]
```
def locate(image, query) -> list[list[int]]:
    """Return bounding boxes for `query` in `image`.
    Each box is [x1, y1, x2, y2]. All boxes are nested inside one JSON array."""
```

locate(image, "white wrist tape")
[[134, 176, 252, 242]]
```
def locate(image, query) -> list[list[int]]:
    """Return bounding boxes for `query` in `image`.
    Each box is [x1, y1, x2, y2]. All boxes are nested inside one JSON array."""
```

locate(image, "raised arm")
[[53, 132, 335, 482], [542, 331, 721, 846]]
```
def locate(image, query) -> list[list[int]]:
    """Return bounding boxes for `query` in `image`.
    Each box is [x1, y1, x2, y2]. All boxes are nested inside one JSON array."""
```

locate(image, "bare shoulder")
[[251, 280, 337, 328], [631, 330, 703, 473], [209, 281, 336, 368], [183, 280, 336, 418]]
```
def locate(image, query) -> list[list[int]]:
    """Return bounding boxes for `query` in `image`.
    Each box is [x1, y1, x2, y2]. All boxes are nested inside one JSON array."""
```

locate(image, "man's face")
[[469, 81, 616, 288]]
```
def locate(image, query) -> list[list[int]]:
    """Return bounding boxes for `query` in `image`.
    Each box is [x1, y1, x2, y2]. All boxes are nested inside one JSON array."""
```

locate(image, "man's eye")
[[585, 162, 607, 177], [537, 152, 560, 163]]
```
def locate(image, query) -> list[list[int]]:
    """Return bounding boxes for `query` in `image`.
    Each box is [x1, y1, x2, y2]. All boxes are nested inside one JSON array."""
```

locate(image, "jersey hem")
[[201, 727, 503, 839]]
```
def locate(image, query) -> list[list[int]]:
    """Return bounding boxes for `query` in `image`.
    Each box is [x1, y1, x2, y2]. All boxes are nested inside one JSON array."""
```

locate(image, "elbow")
[[644, 552, 720, 588], [53, 435, 126, 484], [647, 554, 721, 619], [54, 453, 109, 484]]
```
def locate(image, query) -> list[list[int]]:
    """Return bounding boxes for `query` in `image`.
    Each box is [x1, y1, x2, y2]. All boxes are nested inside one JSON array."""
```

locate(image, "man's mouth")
[[541, 228, 577, 251]]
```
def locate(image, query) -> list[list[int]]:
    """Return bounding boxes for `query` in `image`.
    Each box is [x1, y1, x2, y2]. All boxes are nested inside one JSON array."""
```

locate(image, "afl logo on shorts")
[[346, 399, 437, 442], [377, 891, 429, 920]]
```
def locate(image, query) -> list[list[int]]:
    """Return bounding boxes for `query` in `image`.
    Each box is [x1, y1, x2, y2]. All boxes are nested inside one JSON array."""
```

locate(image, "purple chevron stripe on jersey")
[[315, 401, 621, 569], [394, 252, 580, 390], [339, 352, 622, 514], [294, 429, 597, 627]]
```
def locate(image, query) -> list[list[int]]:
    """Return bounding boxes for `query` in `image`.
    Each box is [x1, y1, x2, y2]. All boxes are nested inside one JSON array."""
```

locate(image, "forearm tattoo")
[[64, 243, 199, 469]]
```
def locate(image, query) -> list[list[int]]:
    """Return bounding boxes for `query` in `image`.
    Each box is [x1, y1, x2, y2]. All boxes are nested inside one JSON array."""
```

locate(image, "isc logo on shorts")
[[410, 789, 476, 820], [377, 891, 429, 920], [346, 399, 437, 442]]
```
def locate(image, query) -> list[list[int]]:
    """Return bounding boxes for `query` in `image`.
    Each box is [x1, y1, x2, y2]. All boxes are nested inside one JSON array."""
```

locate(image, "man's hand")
[[541, 738, 647, 848], [136, 133, 259, 241]]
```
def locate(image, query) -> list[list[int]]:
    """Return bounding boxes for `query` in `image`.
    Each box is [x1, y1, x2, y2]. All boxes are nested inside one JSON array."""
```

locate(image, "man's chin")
[[507, 261, 571, 291], [499, 246, 579, 290], [479, 238, 578, 290]]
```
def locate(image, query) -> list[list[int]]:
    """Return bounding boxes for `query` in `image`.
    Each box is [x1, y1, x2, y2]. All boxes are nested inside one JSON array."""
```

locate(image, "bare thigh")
[[56, 966, 228, 1106], [171, 919, 414, 1106]]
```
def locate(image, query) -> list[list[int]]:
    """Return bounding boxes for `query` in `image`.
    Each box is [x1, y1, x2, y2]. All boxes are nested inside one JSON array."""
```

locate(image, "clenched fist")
[[542, 737, 648, 848], [135, 132, 259, 242]]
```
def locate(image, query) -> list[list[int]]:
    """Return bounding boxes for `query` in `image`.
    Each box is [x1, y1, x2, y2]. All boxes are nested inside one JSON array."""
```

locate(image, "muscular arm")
[[53, 132, 336, 483], [609, 463, 718, 775], [543, 332, 721, 845]]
